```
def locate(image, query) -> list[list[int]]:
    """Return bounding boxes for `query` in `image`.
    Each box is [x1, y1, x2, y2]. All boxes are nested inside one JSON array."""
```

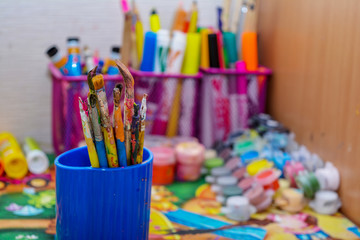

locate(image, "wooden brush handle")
[[243, 0, 258, 32]]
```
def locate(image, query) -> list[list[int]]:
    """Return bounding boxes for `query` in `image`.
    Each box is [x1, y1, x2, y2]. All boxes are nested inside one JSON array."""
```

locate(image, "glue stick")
[[0, 132, 28, 179], [23, 137, 49, 174]]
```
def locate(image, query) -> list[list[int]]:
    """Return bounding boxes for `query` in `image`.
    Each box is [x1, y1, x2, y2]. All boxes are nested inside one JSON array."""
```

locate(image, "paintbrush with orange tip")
[[116, 60, 134, 166], [92, 74, 119, 168], [113, 83, 127, 167]]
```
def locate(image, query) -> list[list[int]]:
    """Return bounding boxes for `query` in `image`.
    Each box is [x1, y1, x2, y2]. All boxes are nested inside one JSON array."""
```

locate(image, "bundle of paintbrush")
[[78, 60, 148, 168]]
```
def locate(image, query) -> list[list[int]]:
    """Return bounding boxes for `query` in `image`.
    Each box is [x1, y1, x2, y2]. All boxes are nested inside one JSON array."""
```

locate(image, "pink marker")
[[121, 0, 130, 13]]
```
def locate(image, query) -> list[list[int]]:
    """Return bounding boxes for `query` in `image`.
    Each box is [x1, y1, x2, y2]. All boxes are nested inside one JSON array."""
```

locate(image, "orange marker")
[[242, 32, 258, 71]]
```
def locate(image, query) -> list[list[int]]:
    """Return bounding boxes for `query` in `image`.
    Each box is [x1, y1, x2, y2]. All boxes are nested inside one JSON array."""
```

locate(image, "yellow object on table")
[[246, 159, 273, 176]]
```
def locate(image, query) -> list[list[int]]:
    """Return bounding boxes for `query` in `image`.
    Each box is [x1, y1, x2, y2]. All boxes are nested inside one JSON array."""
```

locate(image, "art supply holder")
[[50, 63, 271, 154], [55, 146, 153, 240], [199, 67, 272, 147]]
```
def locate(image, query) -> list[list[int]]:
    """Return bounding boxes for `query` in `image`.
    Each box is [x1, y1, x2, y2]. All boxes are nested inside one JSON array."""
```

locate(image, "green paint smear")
[[166, 177, 206, 206], [0, 229, 53, 240]]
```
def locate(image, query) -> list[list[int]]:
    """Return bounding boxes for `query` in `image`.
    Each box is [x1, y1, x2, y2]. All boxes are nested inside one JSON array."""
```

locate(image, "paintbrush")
[[136, 94, 147, 164], [113, 83, 127, 167], [79, 97, 99, 168], [87, 66, 98, 94], [88, 93, 108, 168], [131, 103, 140, 165], [92, 74, 119, 168], [116, 60, 134, 166]]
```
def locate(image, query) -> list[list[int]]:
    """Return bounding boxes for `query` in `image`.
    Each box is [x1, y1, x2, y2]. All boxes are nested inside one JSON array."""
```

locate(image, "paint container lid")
[[205, 175, 216, 184], [46, 46, 59, 57], [204, 149, 217, 160], [219, 148, 232, 160], [225, 157, 240, 171], [315, 162, 340, 191], [295, 172, 320, 199], [172, 136, 199, 146], [223, 185, 243, 197], [233, 167, 247, 180], [216, 195, 226, 204], [255, 169, 281, 187], [238, 177, 255, 191], [150, 147, 175, 166], [241, 150, 259, 165], [266, 120, 279, 128], [244, 184, 266, 205], [246, 159, 273, 176], [217, 176, 238, 187], [284, 161, 305, 184], [226, 195, 249, 207], [175, 142, 205, 165], [309, 190, 341, 215], [211, 167, 231, 177], [254, 194, 272, 212], [211, 184, 222, 194], [204, 157, 224, 170]]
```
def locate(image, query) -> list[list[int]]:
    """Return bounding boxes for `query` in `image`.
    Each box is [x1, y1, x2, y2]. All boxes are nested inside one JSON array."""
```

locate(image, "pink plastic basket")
[[49, 63, 271, 154]]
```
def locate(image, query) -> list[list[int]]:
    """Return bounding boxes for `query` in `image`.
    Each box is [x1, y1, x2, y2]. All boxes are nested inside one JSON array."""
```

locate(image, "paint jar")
[[175, 142, 205, 181], [172, 136, 198, 146], [55, 146, 153, 240], [315, 162, 340, 191], [244, 184, 267, 206], [216, 185, 243, 204], [284, 161, 305, 187], [275, 188, 306, 213], [246, 159, 273, 176], [221, 196, 256, 221], [238, 177, 255, 192], [255, 169, 281, 191], [0, 132, 28, 179], [295, 171, 320, 199], [150, 147, 175, 185], [309, 190, 341, 215]]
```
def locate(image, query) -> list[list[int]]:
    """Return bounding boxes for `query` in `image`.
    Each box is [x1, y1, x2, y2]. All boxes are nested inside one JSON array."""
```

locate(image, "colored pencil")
[[93, 75, 119, 168], [79, 97, 99, 168], [113, 84, 127, 167], [136, 94, 147, 164], [188, 1, 198, 33], [116, 60, 134, 166], [131, 103, 140, 165], [88, 93, 108, 168]]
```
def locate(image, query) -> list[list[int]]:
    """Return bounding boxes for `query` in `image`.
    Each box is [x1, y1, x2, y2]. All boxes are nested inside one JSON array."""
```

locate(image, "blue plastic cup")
[[55, 146, 153, 240]]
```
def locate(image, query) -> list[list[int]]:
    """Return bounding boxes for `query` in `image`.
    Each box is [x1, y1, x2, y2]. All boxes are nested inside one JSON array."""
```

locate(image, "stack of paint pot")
[[202, 113, 342, 221], [148, 136, 206, 184]]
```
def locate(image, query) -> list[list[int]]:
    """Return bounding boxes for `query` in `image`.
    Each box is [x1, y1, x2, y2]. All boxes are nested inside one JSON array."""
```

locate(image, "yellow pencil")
[[79, 97, 99, 168], [92, 75, 119, 168], [188, 1, 198, 33]]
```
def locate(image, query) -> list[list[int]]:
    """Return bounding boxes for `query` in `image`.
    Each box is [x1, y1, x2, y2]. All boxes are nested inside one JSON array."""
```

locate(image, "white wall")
[[0, 0, 221, 151]]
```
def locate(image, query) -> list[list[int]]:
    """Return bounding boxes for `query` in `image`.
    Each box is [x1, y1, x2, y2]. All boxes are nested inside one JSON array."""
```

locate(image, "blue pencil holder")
[[55, 146, 153, 240]]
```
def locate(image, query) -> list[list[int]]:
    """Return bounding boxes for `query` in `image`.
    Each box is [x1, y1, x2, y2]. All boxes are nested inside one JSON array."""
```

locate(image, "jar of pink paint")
[[175, 142, 205, 181]]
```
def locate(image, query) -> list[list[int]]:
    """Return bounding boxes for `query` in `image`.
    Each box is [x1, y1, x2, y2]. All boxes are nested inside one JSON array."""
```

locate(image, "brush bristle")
[[92, 75, 104, 90]]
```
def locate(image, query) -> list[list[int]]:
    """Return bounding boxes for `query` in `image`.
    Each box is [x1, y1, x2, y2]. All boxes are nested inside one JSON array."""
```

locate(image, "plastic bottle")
[[154, 29, 170, 73], [64, 37, 82, 76], [107, 46, 121, 75], [46, 46, 67, 74], [166, 31, 187, 74], [23, 137, 49, 174], [0, 132, 28, 179]]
